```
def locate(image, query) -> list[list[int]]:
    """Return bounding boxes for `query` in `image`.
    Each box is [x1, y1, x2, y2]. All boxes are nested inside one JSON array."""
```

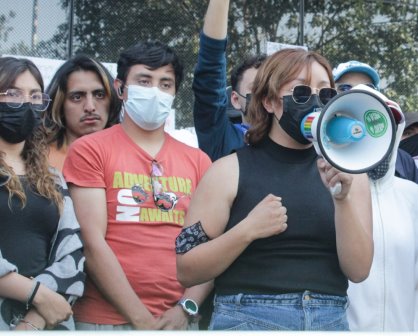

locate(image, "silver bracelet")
[[20, 319, 41, 331], [10, 317, 40, 331]]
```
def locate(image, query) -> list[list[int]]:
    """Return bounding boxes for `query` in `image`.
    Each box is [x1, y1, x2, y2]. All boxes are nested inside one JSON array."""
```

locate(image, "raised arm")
[[203, 0, 229, 38], [193, 0, 244, 161], [69, 186, 156, 329]]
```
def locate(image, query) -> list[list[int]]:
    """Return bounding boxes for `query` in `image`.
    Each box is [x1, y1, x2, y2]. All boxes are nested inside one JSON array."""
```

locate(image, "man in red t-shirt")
[[63, 41, 212, 330]]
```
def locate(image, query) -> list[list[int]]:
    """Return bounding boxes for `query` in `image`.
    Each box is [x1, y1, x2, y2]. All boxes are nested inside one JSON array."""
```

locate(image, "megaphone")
[[301, 84, 398, 176]]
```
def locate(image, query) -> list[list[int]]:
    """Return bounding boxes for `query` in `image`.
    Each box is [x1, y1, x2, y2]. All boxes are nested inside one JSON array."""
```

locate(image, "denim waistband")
[[214, 291, 348, 307]]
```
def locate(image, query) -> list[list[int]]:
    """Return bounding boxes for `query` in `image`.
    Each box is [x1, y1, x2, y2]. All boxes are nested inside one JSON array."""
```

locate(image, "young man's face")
[[63, 70, 110, 142], [121, 64, 176, 97], [335, 72, 376, 93], [231, 67, 258, 118]]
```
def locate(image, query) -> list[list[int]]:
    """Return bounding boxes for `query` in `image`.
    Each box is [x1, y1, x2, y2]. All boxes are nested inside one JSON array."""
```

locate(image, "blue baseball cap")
[[333, 60, 380, 90], [404, 112, 418, 129]]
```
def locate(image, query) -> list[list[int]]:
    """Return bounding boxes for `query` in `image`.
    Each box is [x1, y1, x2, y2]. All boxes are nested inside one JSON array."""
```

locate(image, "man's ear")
[[230, 90, 242, 110], [114, 79, 124, 99]]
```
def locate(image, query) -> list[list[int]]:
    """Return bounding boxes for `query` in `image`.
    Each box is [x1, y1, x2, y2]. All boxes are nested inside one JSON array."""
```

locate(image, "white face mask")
[[124, 85, 174, 131]]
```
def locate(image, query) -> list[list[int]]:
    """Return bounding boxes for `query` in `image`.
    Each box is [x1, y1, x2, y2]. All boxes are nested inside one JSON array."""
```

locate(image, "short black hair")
[[117, 40, 184, 92], [230, 53, 267, 92]]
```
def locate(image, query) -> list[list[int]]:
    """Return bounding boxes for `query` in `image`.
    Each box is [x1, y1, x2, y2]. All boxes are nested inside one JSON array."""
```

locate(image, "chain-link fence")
[[1, 0, 418, 128]]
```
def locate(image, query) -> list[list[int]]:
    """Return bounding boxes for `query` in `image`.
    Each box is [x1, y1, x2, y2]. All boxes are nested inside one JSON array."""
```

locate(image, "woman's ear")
[[262, 97, 275, 114]]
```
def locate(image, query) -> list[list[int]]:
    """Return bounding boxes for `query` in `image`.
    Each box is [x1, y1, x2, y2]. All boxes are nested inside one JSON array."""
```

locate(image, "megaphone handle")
[[311, 142, 343, 196], [330, 182, 342, 196]]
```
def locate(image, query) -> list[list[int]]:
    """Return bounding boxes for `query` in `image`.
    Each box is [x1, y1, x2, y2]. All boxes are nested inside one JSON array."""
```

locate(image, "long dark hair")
[[45, 54, 121, 149], [0, 57, 63, 209]]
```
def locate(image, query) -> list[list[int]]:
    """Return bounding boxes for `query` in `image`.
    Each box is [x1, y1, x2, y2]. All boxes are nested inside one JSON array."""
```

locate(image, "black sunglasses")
[[290, 85, 337, 105], [150, 160, 180, 211], [131, 160, 183, 212]]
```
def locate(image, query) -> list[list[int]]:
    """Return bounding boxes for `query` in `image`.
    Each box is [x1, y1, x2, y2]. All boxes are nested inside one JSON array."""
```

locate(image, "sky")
[[0, 0, 67, 51], [0, 1, 119, 87]]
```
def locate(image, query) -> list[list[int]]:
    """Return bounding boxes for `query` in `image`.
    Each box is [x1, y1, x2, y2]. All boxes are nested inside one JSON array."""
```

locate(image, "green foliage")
[[307, 0, 418, 112], [0, 10, 15, 46], [44, 0, 418, 125]]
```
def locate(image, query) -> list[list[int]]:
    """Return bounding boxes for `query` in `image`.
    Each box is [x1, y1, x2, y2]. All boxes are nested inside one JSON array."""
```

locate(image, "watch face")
[[182, 299, 198, 315]]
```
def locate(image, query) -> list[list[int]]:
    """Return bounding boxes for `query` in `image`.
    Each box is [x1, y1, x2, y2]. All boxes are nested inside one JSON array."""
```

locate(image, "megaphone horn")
[[301, 84, 397, 175]]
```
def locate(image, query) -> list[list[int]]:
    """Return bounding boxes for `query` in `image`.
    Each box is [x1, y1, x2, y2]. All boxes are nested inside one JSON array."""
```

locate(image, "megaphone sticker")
[[363, 110, 388, 138]]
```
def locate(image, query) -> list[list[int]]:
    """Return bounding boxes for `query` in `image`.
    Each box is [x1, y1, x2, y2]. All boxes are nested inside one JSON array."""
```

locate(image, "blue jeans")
[[209, 291, 349, 331], [75, 321, 199, 331]]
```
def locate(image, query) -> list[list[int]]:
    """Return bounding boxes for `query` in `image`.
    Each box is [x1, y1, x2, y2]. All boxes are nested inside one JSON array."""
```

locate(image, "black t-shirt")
[[215, 137, 348, 296], [0, 177, 59, 277]]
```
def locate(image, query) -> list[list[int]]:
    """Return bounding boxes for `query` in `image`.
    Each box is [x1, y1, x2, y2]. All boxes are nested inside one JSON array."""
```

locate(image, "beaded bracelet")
[[26, 281, 40, 310]]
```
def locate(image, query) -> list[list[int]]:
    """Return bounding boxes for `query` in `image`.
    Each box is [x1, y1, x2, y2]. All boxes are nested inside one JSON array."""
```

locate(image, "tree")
[[52, 0, 299, 127], [48, 0, 418, 127], [303, 0, 418, 112], [0, 10, 16, 48]]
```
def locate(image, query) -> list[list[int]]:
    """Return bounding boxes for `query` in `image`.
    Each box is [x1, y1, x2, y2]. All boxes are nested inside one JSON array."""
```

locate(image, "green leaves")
[[46, 0, 418, 125]]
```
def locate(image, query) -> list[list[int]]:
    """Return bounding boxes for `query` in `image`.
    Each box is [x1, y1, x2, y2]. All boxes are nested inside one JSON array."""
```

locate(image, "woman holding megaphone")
[[176, 48, 373, 331]]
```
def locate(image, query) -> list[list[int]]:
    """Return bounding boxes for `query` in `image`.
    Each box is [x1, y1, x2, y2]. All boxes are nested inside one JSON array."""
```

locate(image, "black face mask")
[[242, 93, 252, 117], [279, 95, 323, 145], [0, 102, 37, 144], [399, 133, 418, 157]]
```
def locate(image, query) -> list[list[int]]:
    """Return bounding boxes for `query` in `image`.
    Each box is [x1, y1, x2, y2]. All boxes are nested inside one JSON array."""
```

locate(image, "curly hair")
[[44, 54, 121, 149], [245, 49, 335, 145], [0, 57, 63, 210]]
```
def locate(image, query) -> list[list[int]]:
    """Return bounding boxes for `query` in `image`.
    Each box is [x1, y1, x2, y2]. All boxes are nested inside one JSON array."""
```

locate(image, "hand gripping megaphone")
[[301, 84, 399, 193]]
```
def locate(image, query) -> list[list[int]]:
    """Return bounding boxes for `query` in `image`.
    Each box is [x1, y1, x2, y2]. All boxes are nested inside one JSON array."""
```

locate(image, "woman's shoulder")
[[205, 152, 239, 180]]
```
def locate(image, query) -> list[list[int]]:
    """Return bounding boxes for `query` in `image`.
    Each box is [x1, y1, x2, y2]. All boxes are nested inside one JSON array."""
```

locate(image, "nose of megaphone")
[[301, 85, 397, 174]]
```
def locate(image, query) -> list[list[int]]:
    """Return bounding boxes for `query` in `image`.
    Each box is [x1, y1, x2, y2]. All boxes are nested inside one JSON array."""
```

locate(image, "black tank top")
[[0, 177, 59, 277], [215, 137, 348, 296]]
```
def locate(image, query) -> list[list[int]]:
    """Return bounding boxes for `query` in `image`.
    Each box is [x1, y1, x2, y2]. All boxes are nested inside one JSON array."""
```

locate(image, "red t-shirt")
[[63, 124, 211, 324]]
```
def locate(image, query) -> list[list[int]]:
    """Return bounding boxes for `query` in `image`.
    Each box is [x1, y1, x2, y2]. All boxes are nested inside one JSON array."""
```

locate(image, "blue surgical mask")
[[123, 85, 174, 131]]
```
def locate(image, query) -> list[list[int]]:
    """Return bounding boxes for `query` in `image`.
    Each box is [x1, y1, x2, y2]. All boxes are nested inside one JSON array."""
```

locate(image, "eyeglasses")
[[0, 88, 51, 112], [236, 92, 252, 115], [336, 83, 376, 93], [236, 91, 251, 101], [289, 85, 337, 105], [131, 160, 182, 212]]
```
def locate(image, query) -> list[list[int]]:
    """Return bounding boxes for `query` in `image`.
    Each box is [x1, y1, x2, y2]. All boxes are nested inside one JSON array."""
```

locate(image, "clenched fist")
[[241, 193, 288, 242]]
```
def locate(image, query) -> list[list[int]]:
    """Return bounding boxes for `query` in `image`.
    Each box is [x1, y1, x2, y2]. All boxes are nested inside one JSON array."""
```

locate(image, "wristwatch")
[[177, 298, 199, 317]]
